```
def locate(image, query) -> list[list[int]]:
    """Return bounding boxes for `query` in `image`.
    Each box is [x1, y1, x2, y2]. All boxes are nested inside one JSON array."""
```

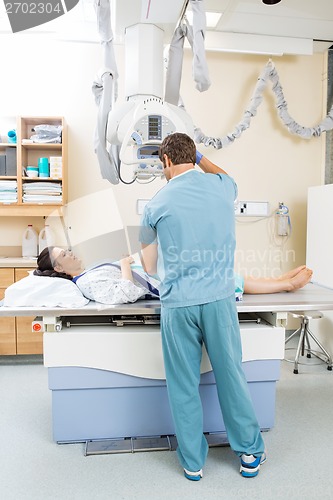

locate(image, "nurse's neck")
[[169, 163, 195, 179]]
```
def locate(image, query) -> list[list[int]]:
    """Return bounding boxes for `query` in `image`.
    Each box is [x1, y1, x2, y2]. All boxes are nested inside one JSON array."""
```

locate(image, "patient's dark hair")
[[33, 246, 72, 280]]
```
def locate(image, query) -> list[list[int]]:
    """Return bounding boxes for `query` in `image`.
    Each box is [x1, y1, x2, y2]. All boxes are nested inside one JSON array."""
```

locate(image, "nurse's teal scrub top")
[[140, 169, 238, 308]]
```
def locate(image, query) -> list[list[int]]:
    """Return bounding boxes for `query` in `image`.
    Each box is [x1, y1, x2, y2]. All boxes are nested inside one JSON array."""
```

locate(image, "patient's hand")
[[120, 255, 134, 265]]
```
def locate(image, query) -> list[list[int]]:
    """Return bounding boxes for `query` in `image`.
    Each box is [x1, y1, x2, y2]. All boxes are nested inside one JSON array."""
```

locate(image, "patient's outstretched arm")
[[243, 266, 312, 294], [120, 256, 135, 282]]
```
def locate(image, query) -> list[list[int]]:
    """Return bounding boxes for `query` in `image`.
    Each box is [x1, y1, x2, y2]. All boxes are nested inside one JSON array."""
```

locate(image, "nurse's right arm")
[[140, 243, 158, 276], [139, 206, 158, 275]]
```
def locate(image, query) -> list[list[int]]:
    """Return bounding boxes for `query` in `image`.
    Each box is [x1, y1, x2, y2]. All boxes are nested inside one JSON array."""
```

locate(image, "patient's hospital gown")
[[73, 264, 148, 305]]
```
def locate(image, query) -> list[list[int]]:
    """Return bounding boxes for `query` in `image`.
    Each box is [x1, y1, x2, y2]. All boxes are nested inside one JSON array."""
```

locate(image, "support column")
[[325, 46, 333, 184]]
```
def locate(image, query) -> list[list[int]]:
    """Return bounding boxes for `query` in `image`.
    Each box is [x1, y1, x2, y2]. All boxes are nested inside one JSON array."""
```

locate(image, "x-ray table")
[[1, 283, 332, 454]]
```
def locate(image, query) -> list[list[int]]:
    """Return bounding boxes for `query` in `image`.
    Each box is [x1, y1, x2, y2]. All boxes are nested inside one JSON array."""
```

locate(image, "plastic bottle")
[[38, 225, 55, 253], [22, 225, 38, 258]]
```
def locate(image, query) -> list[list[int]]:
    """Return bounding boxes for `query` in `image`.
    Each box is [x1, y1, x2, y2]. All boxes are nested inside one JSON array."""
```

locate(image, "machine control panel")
[[137, 145, 160, 159], [148, 115, 162, 140], [115, 98, 194, 181]]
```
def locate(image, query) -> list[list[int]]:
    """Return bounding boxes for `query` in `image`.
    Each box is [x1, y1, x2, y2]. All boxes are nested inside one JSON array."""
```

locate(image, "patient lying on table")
[[33, 246, 313, 305]]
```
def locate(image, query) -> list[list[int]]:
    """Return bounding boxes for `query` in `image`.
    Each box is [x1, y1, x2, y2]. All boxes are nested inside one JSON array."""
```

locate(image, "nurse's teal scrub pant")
[[160, 294, 265, 473]]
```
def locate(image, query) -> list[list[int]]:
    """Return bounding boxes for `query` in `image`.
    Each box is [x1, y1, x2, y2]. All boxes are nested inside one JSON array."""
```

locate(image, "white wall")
[[0, 33, 327, 275]]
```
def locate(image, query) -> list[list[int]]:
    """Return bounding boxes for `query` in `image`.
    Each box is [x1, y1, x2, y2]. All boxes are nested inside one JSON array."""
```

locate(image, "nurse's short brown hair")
[[159, 133, 196, 166]]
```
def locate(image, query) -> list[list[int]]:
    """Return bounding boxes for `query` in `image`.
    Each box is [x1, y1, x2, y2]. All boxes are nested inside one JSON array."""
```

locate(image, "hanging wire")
[[195, 59, 333, 148]]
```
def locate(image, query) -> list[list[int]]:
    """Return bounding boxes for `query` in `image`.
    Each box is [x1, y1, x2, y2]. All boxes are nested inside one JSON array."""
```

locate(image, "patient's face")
[[52, 247, 84, 277]]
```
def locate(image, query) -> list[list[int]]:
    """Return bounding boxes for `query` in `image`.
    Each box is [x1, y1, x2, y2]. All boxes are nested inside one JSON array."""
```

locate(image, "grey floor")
[[1, 347, 333, 500]]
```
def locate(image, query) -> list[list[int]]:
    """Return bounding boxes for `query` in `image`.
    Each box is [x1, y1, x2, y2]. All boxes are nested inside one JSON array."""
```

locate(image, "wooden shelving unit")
[[0, 116, 67, 217]]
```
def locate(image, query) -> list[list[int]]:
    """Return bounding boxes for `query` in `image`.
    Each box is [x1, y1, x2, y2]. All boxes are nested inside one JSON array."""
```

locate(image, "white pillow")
[[3, 274, 89, 308]]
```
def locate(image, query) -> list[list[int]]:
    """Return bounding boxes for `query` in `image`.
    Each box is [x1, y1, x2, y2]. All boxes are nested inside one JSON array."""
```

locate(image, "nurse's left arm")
[[140, 243, 158, 276]]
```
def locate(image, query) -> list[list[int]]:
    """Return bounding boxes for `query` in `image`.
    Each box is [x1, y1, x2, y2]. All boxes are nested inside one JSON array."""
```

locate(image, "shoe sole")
[[240, 454, 266, 478], [241, 469, 260, 478], [184, 469, 202, 481], [184, 472, 201, 481]]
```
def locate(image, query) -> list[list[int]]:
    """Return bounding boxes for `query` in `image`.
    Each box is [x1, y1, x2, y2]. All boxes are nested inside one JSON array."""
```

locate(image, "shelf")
[[0, 143, 16, 147], [21, 116, 63, 125], [0, 176, 17, 180], [22, 177, 62, 181], [21, 143, 62, 149], [0, 204, 63, 217], [20, 203, 62, 206]]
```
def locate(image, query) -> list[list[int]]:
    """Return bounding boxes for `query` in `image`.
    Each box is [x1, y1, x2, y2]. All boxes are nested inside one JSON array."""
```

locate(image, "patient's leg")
[[244, 267, 313, 294]]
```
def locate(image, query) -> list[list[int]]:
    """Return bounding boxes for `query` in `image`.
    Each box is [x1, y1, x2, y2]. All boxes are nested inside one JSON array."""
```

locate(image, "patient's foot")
[[279, 265, 306, 281], [289, 268, 313, 291]]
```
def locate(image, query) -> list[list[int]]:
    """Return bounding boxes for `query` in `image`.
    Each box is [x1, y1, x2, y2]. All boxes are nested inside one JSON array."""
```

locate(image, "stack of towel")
[[22, 182, 62, 204], [0, 180, 17, 203], [30, 124, 62, 144]]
